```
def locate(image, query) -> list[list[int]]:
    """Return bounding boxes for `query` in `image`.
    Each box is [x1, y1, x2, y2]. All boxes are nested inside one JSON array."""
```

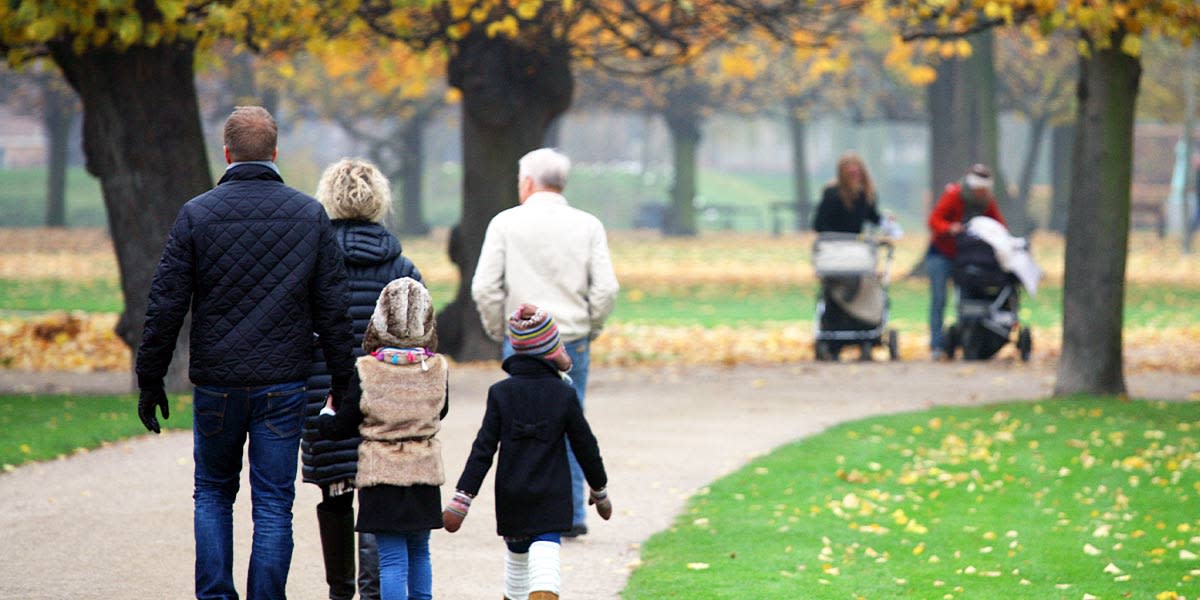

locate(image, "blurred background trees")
[[1, 0, 1197, 381]]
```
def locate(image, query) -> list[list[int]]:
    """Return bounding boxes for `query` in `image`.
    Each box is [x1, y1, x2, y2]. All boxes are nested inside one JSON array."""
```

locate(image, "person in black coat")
[[304, 158, 423, 600], [442, 305, 611, 600], [813, 151, 882, 234], [135, 107, 356, 600]]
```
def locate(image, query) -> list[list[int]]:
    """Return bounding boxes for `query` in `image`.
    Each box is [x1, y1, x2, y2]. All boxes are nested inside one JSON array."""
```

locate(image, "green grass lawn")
[[0, 167, 107, 228], [0, 393, 193, 468], [0, 278, 124, 313], [612, 280, 1200, 331], [4, 278, 1199, 333], [622, 397, 1200, 599]]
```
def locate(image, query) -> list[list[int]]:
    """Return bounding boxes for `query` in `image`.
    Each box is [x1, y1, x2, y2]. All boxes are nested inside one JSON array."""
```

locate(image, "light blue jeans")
[[502, 337, 591, 527], [376, 531, 432, 600], [927, 250, 954, 351], [192, 381, 307, 600]]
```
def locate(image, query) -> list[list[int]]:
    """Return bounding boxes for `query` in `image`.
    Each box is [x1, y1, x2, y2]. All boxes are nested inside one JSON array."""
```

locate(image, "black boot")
[[317, 505, 356, 600], [358, 532, 381, 600]]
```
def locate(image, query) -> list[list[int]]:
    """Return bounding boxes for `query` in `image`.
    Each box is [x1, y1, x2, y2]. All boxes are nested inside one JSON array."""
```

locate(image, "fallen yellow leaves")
[[0, 312, 128, 372]]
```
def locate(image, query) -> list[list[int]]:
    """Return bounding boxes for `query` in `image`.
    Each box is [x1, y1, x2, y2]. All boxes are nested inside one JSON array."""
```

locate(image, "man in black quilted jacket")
[[135, 106, 355, 600]]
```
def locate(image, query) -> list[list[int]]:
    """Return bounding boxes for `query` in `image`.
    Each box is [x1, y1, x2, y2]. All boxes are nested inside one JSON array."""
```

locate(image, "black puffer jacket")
[[136, 164, 354, 392], [301, 220, 423, 488]]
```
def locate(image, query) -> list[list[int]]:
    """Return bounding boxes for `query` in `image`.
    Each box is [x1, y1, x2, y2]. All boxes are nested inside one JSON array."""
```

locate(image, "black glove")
[[138, 385, 170, 434]]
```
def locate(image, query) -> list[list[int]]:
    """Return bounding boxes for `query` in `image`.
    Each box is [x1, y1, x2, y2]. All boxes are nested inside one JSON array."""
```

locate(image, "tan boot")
[[529, 592, 559, 600]]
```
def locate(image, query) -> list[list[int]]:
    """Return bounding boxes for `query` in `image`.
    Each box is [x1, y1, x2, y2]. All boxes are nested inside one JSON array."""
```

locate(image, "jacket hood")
[[332, 220, 403, 267]]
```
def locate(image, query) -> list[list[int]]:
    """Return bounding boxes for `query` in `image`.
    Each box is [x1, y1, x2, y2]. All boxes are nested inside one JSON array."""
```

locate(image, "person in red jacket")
[[926, 163, 1006, 359]]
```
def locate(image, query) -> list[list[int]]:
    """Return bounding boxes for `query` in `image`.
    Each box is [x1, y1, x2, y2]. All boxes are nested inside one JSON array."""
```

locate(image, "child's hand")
[[589, 487, 612, 520], [442, 491, 473, 533], [319, 394, 336, 417]]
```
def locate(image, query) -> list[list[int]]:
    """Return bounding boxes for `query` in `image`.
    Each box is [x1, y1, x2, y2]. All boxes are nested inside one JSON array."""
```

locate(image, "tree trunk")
[[51, 42, 212, 392], [967, 30, 1024, 234], [787, 102, 811, 231], [1015, 117, 1048, 234], [663, 108, 700, 237], [438, 33, 573, 361], [1054, 41, 1141, 397], [398, 118, 430, 237], [1049, 123, 1074, 233], [42, 80, 75, 228], [928, 59, 971, 201]]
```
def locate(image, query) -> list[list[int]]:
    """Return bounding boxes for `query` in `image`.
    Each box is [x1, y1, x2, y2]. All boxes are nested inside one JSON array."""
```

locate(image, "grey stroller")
[[812, 233, 899, 361]]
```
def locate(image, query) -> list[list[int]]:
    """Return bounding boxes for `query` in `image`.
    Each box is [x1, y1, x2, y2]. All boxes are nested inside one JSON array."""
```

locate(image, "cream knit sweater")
[[471, 192, 620, 343]]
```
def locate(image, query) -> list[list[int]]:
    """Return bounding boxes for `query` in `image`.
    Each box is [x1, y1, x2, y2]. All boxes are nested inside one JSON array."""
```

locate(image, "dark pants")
[[193, 381, 306, 600]]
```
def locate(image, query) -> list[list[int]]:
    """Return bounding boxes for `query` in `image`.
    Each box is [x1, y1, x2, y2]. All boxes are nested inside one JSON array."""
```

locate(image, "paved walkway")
[[1, 362, 1197, 599]]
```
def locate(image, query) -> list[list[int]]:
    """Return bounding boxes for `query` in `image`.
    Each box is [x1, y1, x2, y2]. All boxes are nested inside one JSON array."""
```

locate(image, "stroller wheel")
[[943, 324, 959, 359], [815, 340, 838, 362], [1018, 327, 1032, 362], [859, 341, 874, 362], [887, 330, 900, 361]]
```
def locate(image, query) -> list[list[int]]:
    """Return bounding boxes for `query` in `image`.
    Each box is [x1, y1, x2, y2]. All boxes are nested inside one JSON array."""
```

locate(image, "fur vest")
[[355, 353, 447, 488]]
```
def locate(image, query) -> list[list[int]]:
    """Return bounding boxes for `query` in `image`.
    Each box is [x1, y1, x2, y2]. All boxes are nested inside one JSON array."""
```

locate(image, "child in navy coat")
[[443, 304, 611, 600]]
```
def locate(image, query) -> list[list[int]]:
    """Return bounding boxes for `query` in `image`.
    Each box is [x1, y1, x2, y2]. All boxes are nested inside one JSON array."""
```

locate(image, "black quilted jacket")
[[135, 164, 355, 394], [301, 220, 422, 488]]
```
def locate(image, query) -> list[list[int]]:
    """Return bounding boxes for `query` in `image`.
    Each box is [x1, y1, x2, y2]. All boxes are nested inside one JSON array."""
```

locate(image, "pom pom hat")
[[508, 304, 572, 372], [964, 163, 994, 191]]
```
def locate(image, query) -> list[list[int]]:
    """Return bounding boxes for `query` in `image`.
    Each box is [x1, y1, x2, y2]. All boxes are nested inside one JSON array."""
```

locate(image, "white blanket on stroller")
[[965, 217, 1043, 296]]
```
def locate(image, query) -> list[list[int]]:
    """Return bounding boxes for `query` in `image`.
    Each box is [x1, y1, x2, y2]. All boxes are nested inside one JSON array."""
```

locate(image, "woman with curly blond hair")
[[303, 158, 424, 600], [813, 151, 882, 234]]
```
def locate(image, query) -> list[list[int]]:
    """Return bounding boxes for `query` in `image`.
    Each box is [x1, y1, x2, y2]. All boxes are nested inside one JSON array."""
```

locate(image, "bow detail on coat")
[[512, 420, 551, 441]]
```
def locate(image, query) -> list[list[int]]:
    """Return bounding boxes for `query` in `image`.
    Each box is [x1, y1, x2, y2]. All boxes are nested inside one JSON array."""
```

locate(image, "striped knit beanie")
[[508, 304, 572, 372]]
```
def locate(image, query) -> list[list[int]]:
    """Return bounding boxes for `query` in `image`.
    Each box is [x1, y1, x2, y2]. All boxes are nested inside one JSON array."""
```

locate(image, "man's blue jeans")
[[376, 531, 432, 600], [193, 381, 307, 600], [927, 251, 954, 352], [502, 337, 591, 528]]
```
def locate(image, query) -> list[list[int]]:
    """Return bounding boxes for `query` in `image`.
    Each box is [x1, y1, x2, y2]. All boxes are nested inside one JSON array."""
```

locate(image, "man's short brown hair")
[[224, 106, 277, 162]]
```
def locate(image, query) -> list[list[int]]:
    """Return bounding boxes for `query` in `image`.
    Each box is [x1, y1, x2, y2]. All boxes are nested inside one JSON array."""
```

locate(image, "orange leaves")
[[893, 0, 1200, 59], [0, 313, 128, 373]]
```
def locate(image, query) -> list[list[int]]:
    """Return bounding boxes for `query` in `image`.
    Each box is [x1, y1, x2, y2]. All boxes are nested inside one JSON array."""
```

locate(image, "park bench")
[[698, 203, 765, 231], [1130, 182, 1168, 238]]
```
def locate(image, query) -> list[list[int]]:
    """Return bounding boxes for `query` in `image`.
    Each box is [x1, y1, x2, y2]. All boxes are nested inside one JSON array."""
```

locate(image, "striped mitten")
[[443, 490, 473, 532]]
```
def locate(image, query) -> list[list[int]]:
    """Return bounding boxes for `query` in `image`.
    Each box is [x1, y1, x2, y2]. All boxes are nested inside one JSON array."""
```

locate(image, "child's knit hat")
[[508, 304, 572, 372], [363, 277, 437, 352]]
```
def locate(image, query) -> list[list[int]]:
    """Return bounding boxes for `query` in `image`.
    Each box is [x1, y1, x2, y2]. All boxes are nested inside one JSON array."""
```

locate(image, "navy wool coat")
[[454, 355, 607, 538]]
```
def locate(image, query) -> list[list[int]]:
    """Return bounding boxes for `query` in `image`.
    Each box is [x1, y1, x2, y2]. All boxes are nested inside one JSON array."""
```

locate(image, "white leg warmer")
[[528, 540, 561, 595], [505, 549, 530, 600]]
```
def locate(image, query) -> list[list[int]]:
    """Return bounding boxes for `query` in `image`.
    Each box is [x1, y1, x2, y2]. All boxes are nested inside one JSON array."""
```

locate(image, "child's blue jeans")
[[376, 530, 432, 600]]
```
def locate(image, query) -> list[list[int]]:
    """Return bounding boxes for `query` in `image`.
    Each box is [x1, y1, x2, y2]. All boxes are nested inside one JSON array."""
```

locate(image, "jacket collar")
[[522, 191, 567, 207], [502, 354, 563, 378], [218, 162, 284, 185]]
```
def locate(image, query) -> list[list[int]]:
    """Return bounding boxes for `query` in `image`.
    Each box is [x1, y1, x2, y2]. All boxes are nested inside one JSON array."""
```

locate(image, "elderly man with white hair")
[[926, 163, 1007, 360], [471, 147, 620, 538]]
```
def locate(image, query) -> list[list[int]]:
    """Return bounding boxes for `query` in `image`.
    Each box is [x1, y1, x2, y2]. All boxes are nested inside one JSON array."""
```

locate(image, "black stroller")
[[942, 232, 1032, 361], [812, 233, 899, 361]]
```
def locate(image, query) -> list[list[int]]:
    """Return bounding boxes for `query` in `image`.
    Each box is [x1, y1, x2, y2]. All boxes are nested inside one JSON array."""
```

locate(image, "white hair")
[[518, 148, 571, 191]]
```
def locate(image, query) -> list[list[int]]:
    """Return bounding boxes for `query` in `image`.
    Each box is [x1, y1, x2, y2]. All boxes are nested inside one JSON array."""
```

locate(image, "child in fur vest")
[[443, 304, 612, 600], [313, 277, 448, 600]]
